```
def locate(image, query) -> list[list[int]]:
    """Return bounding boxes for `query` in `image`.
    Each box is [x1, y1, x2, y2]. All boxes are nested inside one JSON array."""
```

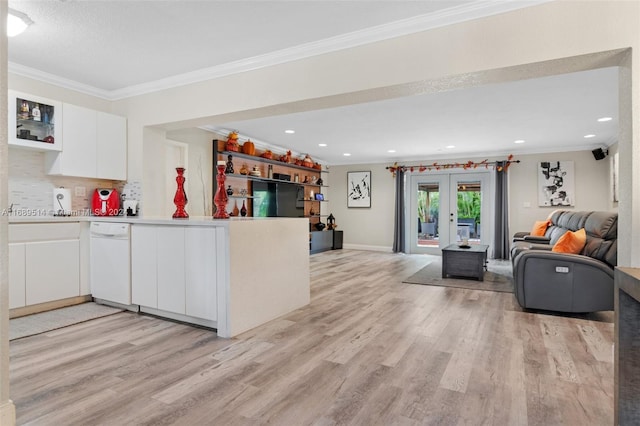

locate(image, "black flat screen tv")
[[252, 181, 304, 218]]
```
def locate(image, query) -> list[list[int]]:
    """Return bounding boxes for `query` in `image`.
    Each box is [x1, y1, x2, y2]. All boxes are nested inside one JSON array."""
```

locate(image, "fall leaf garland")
[[386, 155, 519, 177]]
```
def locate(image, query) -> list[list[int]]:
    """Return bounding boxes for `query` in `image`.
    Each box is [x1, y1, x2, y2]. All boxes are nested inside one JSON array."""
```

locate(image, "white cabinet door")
[[9, 243, 26, 309], [157, 227, 185, 314], [131, 225, 217, 320], [47, 104, 97, 178], [131, 226, 158, 308], [25, 240, 80, 305], [46, 104, 126, 180], [185, 227, 217, 321], [97, 112, 127, 180]]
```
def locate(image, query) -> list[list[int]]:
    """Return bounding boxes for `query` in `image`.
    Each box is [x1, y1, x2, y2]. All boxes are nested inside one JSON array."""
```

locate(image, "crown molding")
[[9, 0, 551, 101], [8, 62, 114, 100]]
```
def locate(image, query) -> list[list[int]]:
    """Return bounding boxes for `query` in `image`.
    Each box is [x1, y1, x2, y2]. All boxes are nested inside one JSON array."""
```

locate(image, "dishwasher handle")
[[90, 222, 130, 238]]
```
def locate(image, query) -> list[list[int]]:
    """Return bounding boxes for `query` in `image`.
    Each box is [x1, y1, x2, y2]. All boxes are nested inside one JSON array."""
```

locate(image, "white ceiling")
[[7, 0, 618, 166]]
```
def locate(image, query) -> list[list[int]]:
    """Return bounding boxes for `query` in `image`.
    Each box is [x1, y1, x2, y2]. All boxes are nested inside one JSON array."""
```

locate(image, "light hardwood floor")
[[10, 250, 614, 425]]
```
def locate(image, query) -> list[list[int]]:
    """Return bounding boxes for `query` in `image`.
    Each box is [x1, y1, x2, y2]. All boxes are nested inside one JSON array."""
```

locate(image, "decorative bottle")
[[240, 200, 247, 217], [32, 104, 41, 122], [172, 167, 189, 219], [213, 161, 229, 219], [267, 164, 273, 179], [232, 200, 239, 216], [225, 155, 234, 174]]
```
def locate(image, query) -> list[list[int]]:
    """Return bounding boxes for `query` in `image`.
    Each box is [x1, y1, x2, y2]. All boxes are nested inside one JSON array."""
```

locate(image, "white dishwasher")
[[90, 222, 131, 306]]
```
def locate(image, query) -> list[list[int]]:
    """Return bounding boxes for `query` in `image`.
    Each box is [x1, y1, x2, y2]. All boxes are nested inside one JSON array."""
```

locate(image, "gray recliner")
[[511, 210, 617, 313]]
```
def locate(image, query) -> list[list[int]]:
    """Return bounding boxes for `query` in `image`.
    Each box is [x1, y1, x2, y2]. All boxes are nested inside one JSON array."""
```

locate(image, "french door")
[[408, 172, 492, 255]]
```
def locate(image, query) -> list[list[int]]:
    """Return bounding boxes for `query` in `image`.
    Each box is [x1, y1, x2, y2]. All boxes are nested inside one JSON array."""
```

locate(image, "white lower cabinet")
[[185, 228, 217, 321], [131, 225, 158, 308], [9, 223, 81, 309], [26, 240, 80, 305], [131, 225, 217, 321], [157, 227, 186, 314]]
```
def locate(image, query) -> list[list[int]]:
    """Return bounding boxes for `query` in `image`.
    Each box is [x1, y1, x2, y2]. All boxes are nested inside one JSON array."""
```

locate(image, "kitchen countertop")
[[8, 214, 297, 227]]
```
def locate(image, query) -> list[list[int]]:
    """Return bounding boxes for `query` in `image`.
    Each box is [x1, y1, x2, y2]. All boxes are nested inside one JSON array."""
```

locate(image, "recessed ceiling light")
[[388, 149, 396, 153], [597, 117, 613, 122], [343, 153, 351, 156], [318, 143, 327, 147], [514, 140, 525, 144], [284, 129, 295, 134], [446, 145, 455, 149], [584, 134, 596, 138]]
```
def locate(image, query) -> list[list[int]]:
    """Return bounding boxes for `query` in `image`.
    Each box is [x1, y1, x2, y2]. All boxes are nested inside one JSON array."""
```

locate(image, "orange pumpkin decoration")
[[302, 154, 314, 168], [242, 140, 255, 156], [226, 131, 239, 152], [261, 150, 273, 159]]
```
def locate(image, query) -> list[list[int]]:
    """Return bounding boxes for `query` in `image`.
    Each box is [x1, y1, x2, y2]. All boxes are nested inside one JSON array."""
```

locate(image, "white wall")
[[142, 127, 214, 218], [509, 150, 614, 233], [329, 149, 612, 251], [327, 163, 395, 251], [4, 2, 638, 261], [110, 0, 639, 264], [165, 128, 214, 216]]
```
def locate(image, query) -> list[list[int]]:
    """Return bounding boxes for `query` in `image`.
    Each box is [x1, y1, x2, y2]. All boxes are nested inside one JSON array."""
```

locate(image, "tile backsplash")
[[8, 148, 139, 216]]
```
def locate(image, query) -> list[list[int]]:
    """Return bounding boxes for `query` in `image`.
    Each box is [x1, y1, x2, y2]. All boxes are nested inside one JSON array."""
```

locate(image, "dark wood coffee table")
[[442, 244, 489, 281]]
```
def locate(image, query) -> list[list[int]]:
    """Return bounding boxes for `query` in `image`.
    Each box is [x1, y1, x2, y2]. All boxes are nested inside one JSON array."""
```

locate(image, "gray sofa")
[[511, 210, 617, 312]]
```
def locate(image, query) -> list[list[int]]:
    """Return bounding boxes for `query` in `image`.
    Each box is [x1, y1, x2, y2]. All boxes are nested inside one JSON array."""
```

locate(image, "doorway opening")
[[409, 172, 492, 255]]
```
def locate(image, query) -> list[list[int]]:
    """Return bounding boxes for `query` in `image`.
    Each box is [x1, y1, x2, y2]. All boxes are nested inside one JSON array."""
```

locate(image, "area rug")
[[403, 258, 514, 293], [10, 302, 124, 341]]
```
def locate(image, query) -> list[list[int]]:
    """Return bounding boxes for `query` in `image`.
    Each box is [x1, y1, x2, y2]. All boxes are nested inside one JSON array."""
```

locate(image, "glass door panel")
[[8, 90, 62, 151], [449, 173, 490, 247], [454, 179, 481, 243], [409, 174, 449, 255], [417, 183, 440, 248], [409, 172, 491, 254]]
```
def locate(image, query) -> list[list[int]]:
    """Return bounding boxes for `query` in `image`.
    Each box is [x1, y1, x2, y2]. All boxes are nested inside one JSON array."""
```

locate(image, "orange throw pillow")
[[530, 220, 551, 236], [552, 228, 587, 254]]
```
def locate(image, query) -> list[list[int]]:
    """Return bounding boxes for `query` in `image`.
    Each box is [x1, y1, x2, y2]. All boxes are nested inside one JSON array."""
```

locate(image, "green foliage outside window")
[[417, 190, 440, 223], [418, 189, 480, 224], [457, 191, 481, 222]]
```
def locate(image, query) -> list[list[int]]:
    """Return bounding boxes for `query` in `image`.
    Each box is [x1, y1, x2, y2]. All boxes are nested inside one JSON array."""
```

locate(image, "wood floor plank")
[[9, 249, 614, 425]]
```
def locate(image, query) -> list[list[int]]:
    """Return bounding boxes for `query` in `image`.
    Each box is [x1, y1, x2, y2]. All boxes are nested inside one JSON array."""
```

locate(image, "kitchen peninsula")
[[9, 215, 311, 338]]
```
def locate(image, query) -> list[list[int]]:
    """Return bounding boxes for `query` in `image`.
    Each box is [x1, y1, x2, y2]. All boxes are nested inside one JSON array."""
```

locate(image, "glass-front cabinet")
[[8, 90, 62, 151]]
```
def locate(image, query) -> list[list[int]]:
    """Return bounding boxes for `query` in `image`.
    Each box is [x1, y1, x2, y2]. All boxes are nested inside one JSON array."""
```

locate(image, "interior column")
[[0, 1, 17, 424]]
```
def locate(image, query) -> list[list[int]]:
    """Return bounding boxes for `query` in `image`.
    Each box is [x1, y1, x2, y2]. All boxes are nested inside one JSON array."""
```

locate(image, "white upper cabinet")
[[8, 90, 63, 152], [51, 104, 98, 177], [96, 111, 127, 180], [46, 103, 127, 180]]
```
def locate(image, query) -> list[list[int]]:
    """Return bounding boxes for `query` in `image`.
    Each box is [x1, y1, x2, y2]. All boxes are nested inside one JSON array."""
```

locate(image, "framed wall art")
[[538, 161, 575, 206], [347, 171, 371, 208]]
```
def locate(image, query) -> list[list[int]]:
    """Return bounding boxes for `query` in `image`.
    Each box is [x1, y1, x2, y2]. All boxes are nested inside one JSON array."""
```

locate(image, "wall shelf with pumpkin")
[[213, 138, 328, 228]]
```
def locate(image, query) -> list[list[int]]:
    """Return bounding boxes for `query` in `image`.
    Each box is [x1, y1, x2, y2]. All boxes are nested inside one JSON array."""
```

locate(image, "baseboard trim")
[[139, 306, 217, 331], [343, 244, 393, 252], [0, 400, 16, 426], [9, 295, 92, 319], [93, 298, 139, 313]]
